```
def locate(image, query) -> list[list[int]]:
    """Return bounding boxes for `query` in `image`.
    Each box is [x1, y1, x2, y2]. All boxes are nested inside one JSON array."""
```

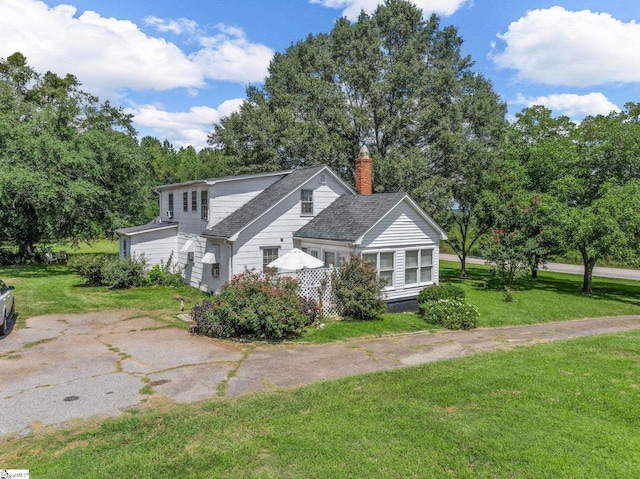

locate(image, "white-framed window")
[[405, 249, 433, 285], [191, 191, 197, 211], [301, 189, 313, 215], [262, 247, 279, 274], [167, 193, 174, 218], [308, 248, 320, 259], [363, 251, 395, 288], [183, 192, 188, 212], [201, 190, 208, 220], [324, 251, 337, 268]]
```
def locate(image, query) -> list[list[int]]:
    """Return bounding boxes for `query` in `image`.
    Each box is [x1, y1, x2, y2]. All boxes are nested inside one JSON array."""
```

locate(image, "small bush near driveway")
[[192, 270, 312, 340], [420, 299, 479, 330]]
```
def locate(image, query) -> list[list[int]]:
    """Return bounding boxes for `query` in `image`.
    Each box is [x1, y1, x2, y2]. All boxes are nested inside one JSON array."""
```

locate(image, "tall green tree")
[[499, 106, 577, 278], [211, 0, 506, 275], [565, 105, 640, 291], [506, 104, 640, 292], [0, 53, 152, 259]]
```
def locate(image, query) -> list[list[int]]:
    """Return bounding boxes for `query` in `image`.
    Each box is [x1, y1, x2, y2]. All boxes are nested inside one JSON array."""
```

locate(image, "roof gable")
[[203, 165, 350, 240], [294, 193, 447, 243]]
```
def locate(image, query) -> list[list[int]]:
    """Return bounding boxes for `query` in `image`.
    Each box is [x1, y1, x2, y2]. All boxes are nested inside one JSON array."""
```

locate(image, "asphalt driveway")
[[2, 310, 640, 438]]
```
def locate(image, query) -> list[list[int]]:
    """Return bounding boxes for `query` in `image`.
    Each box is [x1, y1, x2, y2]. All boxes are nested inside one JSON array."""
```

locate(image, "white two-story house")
[[115, 148, 447, 308]]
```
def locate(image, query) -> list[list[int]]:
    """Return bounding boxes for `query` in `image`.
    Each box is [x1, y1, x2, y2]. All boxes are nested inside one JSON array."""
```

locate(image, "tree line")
[[2, 0, 639, 292], [0, 52, 241, 260]]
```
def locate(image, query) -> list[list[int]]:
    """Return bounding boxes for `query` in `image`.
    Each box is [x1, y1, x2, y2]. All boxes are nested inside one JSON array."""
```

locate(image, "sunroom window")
[[379, 252, 395, 286], [362, 251, 395, 288], [405, 249, 433, 285]]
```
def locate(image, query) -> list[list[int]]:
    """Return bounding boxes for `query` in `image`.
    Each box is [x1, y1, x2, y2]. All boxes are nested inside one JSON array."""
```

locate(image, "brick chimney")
[[355, 145, 372, 195]]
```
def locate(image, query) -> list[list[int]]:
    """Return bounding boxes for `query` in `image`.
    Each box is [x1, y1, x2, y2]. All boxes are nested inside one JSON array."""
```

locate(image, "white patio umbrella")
[[267, 248, 324, 271]]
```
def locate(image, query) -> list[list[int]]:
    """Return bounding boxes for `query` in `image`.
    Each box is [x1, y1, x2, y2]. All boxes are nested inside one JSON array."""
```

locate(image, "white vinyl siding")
[[208, 175, 284, 226], [231, 176, 351, 275], [360, 202, 438, 250], [128, 228, 177, 267]]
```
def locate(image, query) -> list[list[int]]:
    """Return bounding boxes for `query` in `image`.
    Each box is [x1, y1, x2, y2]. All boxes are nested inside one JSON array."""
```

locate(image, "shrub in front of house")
[[417, 283, 465, 303], [147, 253, 184, 287], [101, 257, 146, 289], [68, 254, 111, 286], [192, 270, 310, 340], [420, 299, 478, 330], [332, 255, 387, 321]]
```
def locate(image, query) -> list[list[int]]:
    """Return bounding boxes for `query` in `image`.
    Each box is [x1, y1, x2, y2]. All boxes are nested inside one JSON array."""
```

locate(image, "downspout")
[[225, 240, 233, 281]]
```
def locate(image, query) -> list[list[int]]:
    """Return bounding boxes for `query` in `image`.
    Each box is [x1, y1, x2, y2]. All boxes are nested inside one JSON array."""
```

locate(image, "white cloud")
[[310, 0, 470, 20], [191, 25, 274, 84], [0, 0, 273, 99], [143, 16, 198, 35], [0, 0, 204, 97], [512, 92, 620, 119], [493, 7, 640, 87], [126, 99, 244, 150]]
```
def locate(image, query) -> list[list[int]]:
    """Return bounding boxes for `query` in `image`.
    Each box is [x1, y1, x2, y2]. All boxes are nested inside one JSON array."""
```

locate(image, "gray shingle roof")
[[114, 221, 178, 236], [294, 192, 407, 242], [203, 165, 328, 239]]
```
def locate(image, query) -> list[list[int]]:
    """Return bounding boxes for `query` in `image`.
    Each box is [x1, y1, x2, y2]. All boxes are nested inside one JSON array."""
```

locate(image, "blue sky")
[[2, 0, 639, 149]]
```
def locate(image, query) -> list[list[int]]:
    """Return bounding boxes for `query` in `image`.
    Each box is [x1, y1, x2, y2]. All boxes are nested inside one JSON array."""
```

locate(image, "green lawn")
[[301, 261, 640, 342], [2, 256, 639, 339], [440, 261, 640, 327], [3, 331, 639, 478], [0, 262, 207, 329]]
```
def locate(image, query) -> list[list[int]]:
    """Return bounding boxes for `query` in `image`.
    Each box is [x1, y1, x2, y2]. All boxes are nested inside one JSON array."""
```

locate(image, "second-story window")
[[201, 190, 208, 220], [167, 193, 174, 218], [301, 189, 313, 215], [183, 192, 188, 212], [191, 191, 197, 211]]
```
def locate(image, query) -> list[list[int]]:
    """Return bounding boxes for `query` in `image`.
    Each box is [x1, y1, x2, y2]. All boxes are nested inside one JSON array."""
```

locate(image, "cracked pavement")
[[2, 311, 640, 437]]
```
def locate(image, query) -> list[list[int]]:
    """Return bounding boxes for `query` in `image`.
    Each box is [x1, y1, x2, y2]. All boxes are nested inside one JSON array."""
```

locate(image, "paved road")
[[440, 254, 640, 281], [2, 310, 640, 438]]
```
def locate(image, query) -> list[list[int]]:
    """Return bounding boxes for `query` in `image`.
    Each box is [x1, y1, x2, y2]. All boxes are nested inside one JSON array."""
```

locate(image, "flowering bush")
[[191, 270, 310, 340], [332, 255, 387, 320], [481, 227, 531, 288], [420, 299, 478, 330]]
